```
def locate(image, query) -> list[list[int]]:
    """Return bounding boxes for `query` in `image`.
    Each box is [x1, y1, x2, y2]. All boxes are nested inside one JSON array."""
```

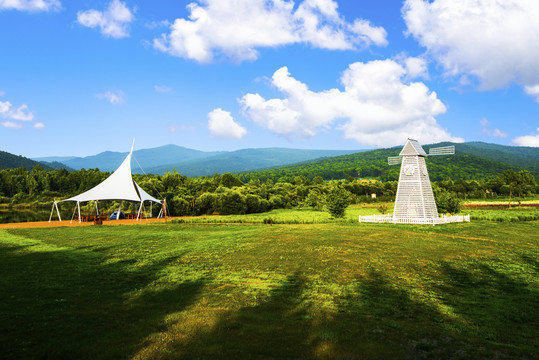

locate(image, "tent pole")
[[157, 208, 163, 219], [54, 199, 62, 222], [136, 201, 143, 221], [77, 201, 81, 223], [95, 201, 99, 216], [117, 200, 122, 220], [49, 199, 55, 223], [142, 201, 147, 221], [150, 202, 153, 218], [70, 202, 77, 224], [164, 198, 167, 223]]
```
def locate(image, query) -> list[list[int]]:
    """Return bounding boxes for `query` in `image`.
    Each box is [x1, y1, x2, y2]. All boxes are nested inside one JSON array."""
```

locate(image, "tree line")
[[0, 165, 536, 217]]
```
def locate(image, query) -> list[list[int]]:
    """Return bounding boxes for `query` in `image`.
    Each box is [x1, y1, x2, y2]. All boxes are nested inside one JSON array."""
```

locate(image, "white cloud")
[[153, 0, 387, 63], [0, 0, 60, 12], [33, 122, 45, 129], [0, 100, 34, 121], [403, 56, 428, 79], [241, 60, 463, 148], [480, 118, 507, 138], [512, 128, 539, 147], [208, 108, 247, 139], [403, 0, 539, 94], [1, 121, 23, 129], [154, 85, 171, 93], [96, 90, 125, 104], [524, 85, 539, 102], [77, 0, 134, 39]]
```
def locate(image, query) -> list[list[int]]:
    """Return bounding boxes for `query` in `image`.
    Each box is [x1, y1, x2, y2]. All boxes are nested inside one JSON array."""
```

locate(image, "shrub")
[[377, 203, 390, 214], [196, 192, 218, 215], [325, 186, 351, 218], [173, 197, 191, 216], [218, 190, 247, 215], [245, 194, 261, 213], [434, 188, 462, 214]]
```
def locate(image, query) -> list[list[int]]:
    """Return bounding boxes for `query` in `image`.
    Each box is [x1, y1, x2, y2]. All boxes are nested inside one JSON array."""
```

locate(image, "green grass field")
[[0, 213, 538, 359]]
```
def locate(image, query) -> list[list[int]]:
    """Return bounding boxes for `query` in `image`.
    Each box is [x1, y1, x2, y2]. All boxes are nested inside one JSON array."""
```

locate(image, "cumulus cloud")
[[33, 122, 45, 129], [208, 108, 247, 139], [96, 90, 125, 104], [403, 0, 539, 95], [512, 128, 539, 147], [0, 0, 60, 12], [240, 59, 463, 148], [153, 0, 387, 63], [77, 0, 134, 39], [480, 118, 507, 138], [0, 100, 34, 121]]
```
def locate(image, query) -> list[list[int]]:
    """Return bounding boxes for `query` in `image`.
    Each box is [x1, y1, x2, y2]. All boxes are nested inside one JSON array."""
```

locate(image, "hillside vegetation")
[[0, 151, 53, 171], [237, 142, 539, 183]]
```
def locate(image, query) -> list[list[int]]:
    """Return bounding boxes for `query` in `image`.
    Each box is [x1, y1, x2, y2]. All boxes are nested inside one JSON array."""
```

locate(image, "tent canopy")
[[63, 148, 161, 204]]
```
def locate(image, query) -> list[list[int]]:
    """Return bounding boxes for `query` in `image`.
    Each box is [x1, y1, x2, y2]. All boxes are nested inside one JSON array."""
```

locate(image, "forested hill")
[[237, 142, 539, 182], [0, 151, 53, 171]]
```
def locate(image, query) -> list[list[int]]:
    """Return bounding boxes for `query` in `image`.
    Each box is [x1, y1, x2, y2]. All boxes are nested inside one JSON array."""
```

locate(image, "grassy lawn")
[[0, 217, 537, 359]]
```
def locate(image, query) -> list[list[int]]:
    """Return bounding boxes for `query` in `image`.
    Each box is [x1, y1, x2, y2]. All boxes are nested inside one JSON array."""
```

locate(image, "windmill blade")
[[388, 156, 402, 165], [429, 145, 455, 156]]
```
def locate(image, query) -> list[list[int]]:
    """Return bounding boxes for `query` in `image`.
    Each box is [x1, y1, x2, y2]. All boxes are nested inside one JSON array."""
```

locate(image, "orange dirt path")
[[0, 218, 172, 229]]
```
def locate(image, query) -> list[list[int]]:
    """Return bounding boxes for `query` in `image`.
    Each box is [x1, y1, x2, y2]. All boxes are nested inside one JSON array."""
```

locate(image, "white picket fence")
[[358, 214, 470, 226]]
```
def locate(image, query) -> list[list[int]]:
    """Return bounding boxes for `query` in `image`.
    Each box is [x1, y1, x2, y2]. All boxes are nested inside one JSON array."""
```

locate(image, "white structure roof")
[[399, 138, 427, 156], [63, 149, 161, 203]]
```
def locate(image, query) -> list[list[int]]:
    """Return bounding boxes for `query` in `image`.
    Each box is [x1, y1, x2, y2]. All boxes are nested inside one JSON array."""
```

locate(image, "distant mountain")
[[238, 142, 539, 182], [39, 161, 74, 171], [0, 151, 53, 171], [46, 145, 224, 172], [39, 145, 361, 176], [146, 148, 362, 176], [33, 156, 77, 163]]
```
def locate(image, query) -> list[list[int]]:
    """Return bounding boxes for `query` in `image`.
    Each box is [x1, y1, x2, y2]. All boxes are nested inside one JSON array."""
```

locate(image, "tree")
[[305, 189, 323, 211], [499, 170, 537, 208], [325, 186, 351, 218], [433, 187, 461, 214]]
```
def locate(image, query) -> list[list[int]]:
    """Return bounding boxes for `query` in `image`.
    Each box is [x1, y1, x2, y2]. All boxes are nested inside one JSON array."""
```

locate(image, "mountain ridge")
[[3, 142, 536, 181]]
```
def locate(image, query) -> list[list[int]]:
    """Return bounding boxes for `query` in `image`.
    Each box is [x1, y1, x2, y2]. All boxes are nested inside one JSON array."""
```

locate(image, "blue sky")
[[1, 0, 538, 157]]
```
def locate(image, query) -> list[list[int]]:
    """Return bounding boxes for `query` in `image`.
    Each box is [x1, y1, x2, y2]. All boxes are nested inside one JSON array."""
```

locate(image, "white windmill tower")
[[388, 139, 455, 224]]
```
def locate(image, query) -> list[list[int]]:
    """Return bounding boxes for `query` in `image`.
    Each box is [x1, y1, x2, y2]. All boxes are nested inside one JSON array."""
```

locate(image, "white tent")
[[50, 144, 166, 223]]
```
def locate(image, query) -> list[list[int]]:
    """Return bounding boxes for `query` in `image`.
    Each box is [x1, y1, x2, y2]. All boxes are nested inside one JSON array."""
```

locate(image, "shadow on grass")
[[2, 239, 536, 359], [0, 243, 206, 360], [435, 261, 538, 357], [163, 271, 315, 359], [143, 270, 443, 359]]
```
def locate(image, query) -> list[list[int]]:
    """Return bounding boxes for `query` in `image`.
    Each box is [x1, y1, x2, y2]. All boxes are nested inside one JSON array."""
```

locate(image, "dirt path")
[[0, 218, 171, 229]]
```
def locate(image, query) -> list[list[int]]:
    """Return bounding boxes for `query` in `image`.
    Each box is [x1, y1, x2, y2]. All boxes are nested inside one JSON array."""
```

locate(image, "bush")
[[173, 197, 191, 216], [377, 203, 390, 214], [245, 194, 261, 213], [269, 195, 284, 209], [434, 188, 461, 214], [325, 186, 351, 218], [305, 189, 323, 211], [196, 192, 218, 215], [218, 190, 247, 215]]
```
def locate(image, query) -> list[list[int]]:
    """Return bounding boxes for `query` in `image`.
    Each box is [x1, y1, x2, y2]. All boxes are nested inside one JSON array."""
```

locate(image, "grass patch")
[[1, 217, 538, 359], [468, 207, 539, 222]]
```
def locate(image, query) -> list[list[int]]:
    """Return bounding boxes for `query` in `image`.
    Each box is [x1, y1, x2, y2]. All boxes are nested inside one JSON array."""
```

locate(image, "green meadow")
[[0, 214, 537, 359]]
